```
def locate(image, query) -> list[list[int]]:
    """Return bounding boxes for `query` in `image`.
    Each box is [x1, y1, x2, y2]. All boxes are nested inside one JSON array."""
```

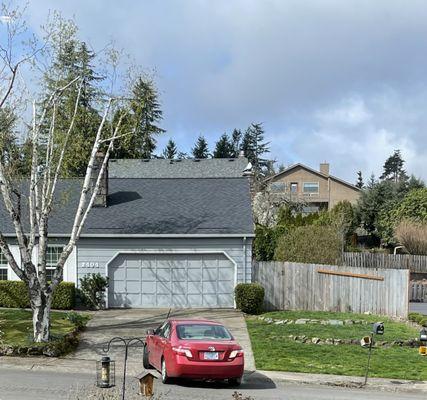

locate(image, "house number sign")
[[81, 262, 100, 269]]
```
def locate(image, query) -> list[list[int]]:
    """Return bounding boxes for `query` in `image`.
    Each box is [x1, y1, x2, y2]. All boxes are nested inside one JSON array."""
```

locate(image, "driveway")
[[67, 308, 256, 372], [410, 302, 427, 315]]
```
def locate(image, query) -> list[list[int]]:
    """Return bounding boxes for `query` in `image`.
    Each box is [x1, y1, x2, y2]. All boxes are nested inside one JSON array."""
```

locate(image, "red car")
[[143, 319, 244, 386]]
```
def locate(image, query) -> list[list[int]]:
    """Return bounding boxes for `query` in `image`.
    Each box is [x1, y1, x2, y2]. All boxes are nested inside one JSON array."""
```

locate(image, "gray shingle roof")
[[109, 158, 251, 179], [0, 178, 254, 236]]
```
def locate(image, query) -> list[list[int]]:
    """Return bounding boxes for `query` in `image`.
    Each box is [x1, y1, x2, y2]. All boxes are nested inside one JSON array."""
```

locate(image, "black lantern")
[[97, 356, 115, 388]]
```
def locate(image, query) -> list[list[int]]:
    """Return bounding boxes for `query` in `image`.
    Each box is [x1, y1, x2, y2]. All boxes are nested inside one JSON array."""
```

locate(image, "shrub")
[[0, 281, 75, 309], [79, 273, 109, 310], [253, 224, 287, 261], [395, 220, 427, 255], [235, 283, 264, 315], [409, 312, 425, 324], [274, 225, 341, 265], [65, 311, 90, 330]]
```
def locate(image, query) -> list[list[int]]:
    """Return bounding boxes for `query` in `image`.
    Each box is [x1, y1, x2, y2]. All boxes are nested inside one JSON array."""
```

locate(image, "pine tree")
[[240, 123, 270, 174], [112, 77, 165, 159], [213, 134, 234, 158], [356, 171, 364, 189], [162, 139, 178, 159], [230, 129, 242, 157], [192, 135, 209, 158], [380, 150, 408, 183], [40, 21, 102, 177]]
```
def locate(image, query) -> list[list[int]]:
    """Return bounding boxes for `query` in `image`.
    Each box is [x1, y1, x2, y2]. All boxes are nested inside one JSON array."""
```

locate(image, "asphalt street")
[[0, 367, 425, 400]]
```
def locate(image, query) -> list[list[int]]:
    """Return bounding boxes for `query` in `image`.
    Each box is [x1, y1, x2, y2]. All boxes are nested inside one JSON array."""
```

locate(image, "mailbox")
[[420, 328, 427, 342], [372, 322, 384, 335]]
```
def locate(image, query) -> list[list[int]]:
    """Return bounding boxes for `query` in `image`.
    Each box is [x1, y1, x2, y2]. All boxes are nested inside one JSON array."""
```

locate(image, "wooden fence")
[[410, 281, 427, 303], [341, 252, 427, 273], [253, 262, 409, 318]]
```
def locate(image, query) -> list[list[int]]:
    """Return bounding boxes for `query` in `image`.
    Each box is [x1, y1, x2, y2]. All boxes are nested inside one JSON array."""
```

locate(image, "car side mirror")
[[146, 329, 155, 336]]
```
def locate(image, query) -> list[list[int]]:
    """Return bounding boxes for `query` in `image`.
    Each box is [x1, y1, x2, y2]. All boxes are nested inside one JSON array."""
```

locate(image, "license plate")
[[204, 352, 219, 360]]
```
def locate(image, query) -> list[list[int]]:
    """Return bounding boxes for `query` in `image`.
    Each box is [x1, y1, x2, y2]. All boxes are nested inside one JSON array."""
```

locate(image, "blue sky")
[[20, 0, 427, 182]]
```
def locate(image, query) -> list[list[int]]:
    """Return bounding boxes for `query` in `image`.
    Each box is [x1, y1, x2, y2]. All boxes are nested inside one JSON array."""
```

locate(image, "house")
[[265, 162, 361, 212], [0, 158, 254, 308]]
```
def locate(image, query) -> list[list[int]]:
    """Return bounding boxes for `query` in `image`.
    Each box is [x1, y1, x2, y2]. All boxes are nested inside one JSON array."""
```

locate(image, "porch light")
[[97, 356, 115, 388]]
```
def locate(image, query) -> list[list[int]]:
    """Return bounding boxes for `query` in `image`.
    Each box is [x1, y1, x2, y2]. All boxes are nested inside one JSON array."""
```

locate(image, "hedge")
[[235, 283, 265, 315], [0, 281, 75, 310]]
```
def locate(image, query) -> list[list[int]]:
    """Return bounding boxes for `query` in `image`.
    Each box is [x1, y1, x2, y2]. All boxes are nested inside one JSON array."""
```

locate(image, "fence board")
[[254, 262, 409, 318], [342, 252, 427, 273]]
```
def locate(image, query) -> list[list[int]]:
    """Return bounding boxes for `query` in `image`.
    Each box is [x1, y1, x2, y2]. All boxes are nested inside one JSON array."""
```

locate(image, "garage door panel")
[[141, 268, 156, 281], [218, 293, 234, 307], [141, 281, 155, 293], [172, 268, 187, 281], [127, 281, 141, 293], [203, 281, 217, 294], [157, 281, 171, 294], [202, 268, 217, 281], [187, 281, 202, 294], [172, 281, 186, 293], [187, 268, 202, 281], [157, 294, 172, 307], [188, 294, 203, 306], [172, 295, 187, 307], [218, 280, 234, 293], [108, 253, 235, 308], [157, 268, 171, 282], [126, 267, 140, 280], [141, 294, 156, 306]]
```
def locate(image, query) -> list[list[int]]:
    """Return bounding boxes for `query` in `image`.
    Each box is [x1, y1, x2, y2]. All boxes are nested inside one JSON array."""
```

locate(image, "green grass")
[[247, 311, 427, 381], [0, 309, 76, 346]]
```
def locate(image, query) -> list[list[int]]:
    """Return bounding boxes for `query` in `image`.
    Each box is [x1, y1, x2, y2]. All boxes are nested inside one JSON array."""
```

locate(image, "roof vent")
[[175, 159, 182, 162], [193, 159, 201, 162], [228, 159, 235, 162], [142, 159, 150, 163]]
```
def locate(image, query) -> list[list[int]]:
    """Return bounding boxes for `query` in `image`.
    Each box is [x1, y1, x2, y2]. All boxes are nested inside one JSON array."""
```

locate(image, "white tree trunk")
[[31, 289, 52, 342]]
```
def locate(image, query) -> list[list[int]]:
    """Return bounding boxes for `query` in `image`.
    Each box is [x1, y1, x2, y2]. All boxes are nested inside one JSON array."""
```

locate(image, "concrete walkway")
[[66, 308, 256, 372]]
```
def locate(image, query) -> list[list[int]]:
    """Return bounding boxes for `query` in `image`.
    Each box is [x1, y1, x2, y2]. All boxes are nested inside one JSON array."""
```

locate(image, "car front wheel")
[[161, 358, 171, 384]]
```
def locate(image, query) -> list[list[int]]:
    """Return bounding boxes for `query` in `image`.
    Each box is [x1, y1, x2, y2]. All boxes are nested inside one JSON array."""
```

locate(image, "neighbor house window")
[[303, 182, 319, 194], [0, 249, 8, 280], [45, 246, 64, 281], [290, 182, 298, 193]]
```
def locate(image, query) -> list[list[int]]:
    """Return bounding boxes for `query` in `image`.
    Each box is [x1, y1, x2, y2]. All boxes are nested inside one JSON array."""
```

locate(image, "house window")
[[45, 246, 64, 281], [303, 182, 319, 194], [290, 182, 298, 193], [0, 250, 7, 280]]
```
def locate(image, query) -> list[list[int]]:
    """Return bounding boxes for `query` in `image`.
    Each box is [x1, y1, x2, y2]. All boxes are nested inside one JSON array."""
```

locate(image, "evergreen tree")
[[380, 150, 408, 183], [230, 129, 242, 157], [177, 151, 188, 159], [162, 139, 177, 159], [213, 133, 233, 158], [40, 21, 103, 177], [192, 135, 209, 158], [112, 77, 165, 159], [240, 123, 270, 173], [356, 171, 364, 189]]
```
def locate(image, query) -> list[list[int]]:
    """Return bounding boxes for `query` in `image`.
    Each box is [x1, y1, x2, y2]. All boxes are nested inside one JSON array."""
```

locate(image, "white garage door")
[[108, 253, 235, 308]]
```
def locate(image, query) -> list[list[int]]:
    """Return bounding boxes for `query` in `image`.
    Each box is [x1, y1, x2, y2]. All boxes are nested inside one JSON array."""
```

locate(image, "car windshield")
[[176, 324, 233, 340]]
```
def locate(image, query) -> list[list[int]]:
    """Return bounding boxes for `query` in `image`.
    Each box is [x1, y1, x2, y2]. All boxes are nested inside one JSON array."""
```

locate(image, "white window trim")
[[44, 245, 65, 279], [302, 182, 319, 194], [0, 249, 8, 280]]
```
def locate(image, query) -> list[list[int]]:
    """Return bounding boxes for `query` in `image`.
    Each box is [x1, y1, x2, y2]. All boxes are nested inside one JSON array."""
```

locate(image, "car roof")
[[169, 318, 224, 326]]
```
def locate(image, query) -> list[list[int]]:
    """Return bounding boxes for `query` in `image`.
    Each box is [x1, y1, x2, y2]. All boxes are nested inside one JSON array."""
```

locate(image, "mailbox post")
[[363, 322, 384, 386], [420, 328, 427, 356]]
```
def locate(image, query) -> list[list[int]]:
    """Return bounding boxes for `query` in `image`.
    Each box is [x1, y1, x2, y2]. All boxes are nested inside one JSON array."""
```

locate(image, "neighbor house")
[[265, 162, 361, 212], [0, 157, 254, 308]]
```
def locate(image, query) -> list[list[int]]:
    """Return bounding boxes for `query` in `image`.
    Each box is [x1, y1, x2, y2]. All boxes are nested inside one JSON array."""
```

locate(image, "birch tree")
[[0, 6, 134, 342]]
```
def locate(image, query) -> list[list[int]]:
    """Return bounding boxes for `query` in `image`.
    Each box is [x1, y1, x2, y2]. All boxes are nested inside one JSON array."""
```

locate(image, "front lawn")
[[0, 309, 84, 347], [247, 311, 427, 381]]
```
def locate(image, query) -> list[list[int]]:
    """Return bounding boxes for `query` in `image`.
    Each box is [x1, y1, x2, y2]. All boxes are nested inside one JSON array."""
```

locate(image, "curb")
[[255, 370, 427, 393]]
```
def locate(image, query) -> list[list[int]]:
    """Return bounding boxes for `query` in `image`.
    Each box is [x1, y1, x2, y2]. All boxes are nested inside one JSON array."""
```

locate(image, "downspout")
[[243, 236, 247, 283]]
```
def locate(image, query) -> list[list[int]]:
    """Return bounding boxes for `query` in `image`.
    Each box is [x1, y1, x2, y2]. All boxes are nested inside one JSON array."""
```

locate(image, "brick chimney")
[[91, 151, 108, 207], [320, 162, 330, 176]]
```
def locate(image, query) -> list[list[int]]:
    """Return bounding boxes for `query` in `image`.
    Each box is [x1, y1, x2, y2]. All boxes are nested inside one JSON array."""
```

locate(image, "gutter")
[[2, 233, 256, 238]]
